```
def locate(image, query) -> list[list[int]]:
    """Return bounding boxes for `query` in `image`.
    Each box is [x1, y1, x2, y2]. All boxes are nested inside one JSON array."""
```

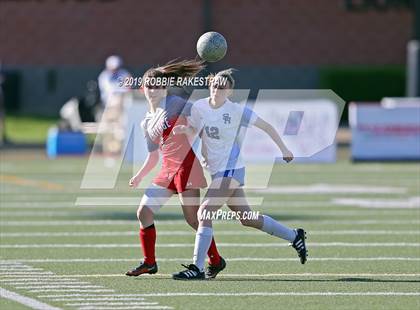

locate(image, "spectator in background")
[[97, 55, 131, 157]]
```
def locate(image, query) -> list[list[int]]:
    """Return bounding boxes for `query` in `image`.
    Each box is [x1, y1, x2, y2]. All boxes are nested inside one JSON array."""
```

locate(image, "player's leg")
[[173, 177, 237, 280], [178, 189, 225, 278], [126, 184, 174, 276], [227, 188, 307, 264]]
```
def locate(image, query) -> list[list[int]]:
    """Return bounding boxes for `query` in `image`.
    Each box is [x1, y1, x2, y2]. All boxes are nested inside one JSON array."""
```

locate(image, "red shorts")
[[153, 159, 207, 193]]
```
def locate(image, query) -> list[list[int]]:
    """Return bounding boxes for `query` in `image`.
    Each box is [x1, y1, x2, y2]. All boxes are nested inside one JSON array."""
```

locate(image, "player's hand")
[[201, 157, 209, 169], [282, 149, 294, 163], [172, 125, 188, 135], [129, 175, 142, 188]]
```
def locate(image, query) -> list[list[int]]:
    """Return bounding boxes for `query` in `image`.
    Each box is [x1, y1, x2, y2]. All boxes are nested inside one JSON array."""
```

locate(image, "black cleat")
[[172, 264, 205, 280], [291, 228, 307, 264], [125, 261, 158, 276], [206, 256, 226, 279]]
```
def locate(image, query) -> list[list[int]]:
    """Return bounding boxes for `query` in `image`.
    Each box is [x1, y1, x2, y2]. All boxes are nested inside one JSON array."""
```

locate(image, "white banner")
[[349, 102, 420, 160]]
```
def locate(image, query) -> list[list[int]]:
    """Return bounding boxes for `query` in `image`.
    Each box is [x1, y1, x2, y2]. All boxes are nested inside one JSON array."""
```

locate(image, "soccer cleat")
[[172, 264, 205, 280], [125, 261, 158, 276], [205, 256, 226, 279], [291, 228, 307, 264]]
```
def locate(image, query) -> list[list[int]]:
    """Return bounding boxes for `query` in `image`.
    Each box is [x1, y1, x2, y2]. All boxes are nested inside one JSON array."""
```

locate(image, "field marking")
[[15, 285, 104, 289], [2, 230, 420, 238], [0, 275, 82, 279], [0, 268, 43, 271], [0, 174, 64, 191], [1, 282, 91, 286], [3, 257, 420, 263], [28, 289, 115, 293], [251, 184, 407, 194], [36, 273, 420, 279], [75, 197, 263, 207], [0, 272, 55, 275], [0, 211, 99, 217], [0, 262, 171, 310], [2, 219, 420, 226], [63, 292, 420, 297], [333, 197, 420, 209], [2, 210, 418, 217], [66, 302, 158, 306], [77, 307, 172, 310], [0, 287, 62, 310], [2, 242, 419, 249], [0, 200, 333, 208], [0, 279, 88, 283], [54, 298, 153, 302]]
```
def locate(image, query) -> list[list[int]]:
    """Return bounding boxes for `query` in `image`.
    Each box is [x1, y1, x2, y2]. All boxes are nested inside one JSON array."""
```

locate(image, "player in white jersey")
[[172, 69, 307, 280]]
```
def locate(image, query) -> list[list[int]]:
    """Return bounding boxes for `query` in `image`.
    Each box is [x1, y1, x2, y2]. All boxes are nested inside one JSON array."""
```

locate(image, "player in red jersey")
[[125, 60, 225, 278]]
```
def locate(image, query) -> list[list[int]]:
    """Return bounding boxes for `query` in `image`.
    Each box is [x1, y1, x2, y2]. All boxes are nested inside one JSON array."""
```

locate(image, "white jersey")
[[189, 97, 258, 175], [98, 68, 130, 104]]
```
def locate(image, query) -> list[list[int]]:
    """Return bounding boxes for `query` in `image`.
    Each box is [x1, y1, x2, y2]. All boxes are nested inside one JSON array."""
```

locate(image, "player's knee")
[[137, 205, 154, 226]]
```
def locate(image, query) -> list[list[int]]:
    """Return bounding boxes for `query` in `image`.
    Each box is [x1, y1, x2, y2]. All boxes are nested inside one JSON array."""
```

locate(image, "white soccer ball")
[[196, 31, 227, 62]]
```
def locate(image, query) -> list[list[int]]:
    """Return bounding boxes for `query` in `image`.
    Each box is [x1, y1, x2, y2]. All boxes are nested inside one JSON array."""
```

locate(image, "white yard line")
[[1, 230, 420, 237], [66, 302, 158, 306], [2, 219, 420, 226], [333, 197, 420, 209], [0, 200, 334, 208], [0, 287, 62, 310], [64, 292, 420, 297], [3, 257, 420, 263], [1, 242, 419, 248], [28, 289, 115, 293], [250, 184, 407, 194], [36, 273, 420, 279], [1, 209, 417, 217], [53, 298, 152, 302], [15, 285, 104, 289], [0, 262, 171, 310], [0, 272, 55, 275], [1, 282, 90, 286], [78, 307, 172, 310]]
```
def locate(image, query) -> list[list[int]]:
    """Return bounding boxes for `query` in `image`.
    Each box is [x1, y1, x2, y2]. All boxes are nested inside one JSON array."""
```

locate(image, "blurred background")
[[0, 0, 418, 159], [0, 4, 419, 308]]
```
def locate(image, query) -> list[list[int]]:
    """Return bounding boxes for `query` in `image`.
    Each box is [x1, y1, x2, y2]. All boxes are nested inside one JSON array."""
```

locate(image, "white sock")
[[260, 215, 296, 242], [193, 226, 213, 272]]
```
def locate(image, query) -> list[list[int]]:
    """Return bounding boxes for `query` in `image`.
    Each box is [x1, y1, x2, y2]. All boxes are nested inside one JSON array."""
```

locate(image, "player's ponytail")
[[158, 59, 205, 78], [143, 59, 205, 83]]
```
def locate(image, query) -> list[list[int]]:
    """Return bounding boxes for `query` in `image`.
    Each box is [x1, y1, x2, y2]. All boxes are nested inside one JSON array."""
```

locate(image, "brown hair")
[[142, 59, 206, 86], [209, 68, 237, 89]]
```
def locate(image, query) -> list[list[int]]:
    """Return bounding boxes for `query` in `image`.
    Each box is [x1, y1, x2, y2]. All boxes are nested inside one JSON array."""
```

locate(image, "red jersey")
[[143, 95, 207, 192]]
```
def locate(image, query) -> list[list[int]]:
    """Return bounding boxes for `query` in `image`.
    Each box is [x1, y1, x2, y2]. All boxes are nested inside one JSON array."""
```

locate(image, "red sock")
[[207, 237, 221, 265], [139, 224, 156, 265]]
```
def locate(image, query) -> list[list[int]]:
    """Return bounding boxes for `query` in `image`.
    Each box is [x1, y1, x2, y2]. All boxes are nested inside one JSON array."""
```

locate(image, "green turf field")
[[0, 149, 419, 310]]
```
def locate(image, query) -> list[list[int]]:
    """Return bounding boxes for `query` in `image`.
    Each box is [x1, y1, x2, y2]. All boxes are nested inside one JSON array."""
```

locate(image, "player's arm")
[[173, 102, 202, 137], [199, 129, 209, 168], [253, 117, 294, 163], [130, 118, 161, 188], [172, 124, 197, 136], [129, 149, 159, 188]]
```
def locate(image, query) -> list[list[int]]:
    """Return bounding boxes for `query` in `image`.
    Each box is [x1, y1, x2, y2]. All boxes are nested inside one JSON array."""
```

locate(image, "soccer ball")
[[196, 31, 227, 62]]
